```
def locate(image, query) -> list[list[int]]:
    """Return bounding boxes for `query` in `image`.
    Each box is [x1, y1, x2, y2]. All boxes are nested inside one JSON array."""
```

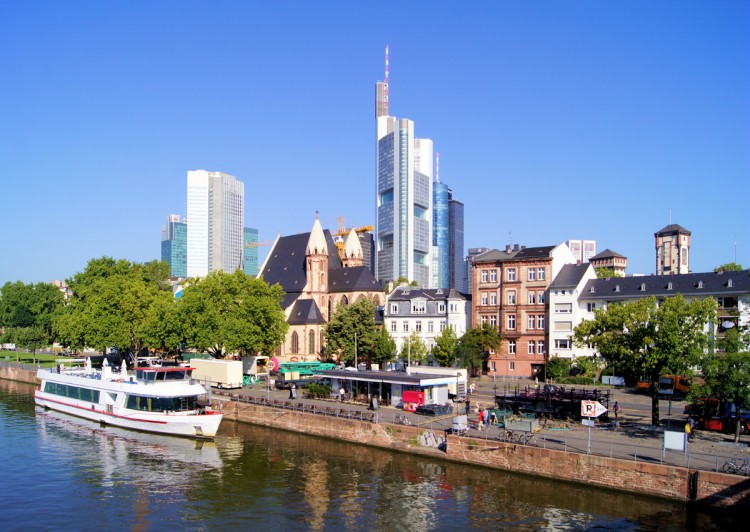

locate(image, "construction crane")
[[244, 241, 275, 248], [334, 217, 373, 257]]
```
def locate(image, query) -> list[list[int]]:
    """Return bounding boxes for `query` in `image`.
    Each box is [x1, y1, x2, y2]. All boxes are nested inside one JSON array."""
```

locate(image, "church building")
[[259, 215, 385, 362]]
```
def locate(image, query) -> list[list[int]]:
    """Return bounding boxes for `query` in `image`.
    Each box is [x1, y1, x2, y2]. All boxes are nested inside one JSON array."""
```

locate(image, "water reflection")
[[0, 379, 736, 530]]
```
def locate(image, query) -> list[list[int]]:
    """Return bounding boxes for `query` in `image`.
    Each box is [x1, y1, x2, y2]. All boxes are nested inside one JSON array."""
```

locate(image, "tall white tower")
[[187, 170, 245, 278], [375, 46, 433, 287]]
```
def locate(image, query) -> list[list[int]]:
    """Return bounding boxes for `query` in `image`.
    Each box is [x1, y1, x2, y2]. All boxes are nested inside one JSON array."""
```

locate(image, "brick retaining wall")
[[224, 400, 749, 509], [0, 366, 38, 385]]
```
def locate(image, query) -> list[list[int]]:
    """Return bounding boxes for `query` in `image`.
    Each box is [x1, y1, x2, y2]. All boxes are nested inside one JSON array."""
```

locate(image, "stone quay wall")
[[224, 400, 749, 509], [0, 366, 38, 385]]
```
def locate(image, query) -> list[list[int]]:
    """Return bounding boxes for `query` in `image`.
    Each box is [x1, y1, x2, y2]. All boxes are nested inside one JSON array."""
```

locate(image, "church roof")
[[287, 299, 326, 325], [329, 266, 383, 293], [343, 228, 363, 260], [306, 216, 328, 255]]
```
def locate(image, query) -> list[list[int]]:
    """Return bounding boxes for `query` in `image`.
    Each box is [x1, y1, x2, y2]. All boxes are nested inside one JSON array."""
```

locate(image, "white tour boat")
[[35, 359, 223, 439]]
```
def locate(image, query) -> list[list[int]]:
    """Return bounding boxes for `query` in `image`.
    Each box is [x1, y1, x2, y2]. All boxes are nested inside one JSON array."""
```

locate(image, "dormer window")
[[590, 286, 596, 293], [697, 280, 703, 289], [639, 283, 646, 291], [615, 284, 621, 292], [667, 282, 673, 290], [727, 279, 733, 288]]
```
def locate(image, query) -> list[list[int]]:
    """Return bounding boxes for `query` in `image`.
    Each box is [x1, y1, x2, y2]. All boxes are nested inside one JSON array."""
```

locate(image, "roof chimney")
[[514, 244, 520, 252]]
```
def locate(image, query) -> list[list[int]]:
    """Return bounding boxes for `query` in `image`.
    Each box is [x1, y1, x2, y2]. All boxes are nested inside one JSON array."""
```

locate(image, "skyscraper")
[[243, 227, 259, 276], [187, 170, 245, 278], [161, 214, 187, 278], [448, 192, 465, 292], [375, 46, 433, 287], [433, 174, 450, 288]]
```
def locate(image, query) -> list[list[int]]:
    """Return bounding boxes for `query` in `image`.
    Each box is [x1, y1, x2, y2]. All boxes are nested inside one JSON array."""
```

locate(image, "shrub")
[[306, 382, 331, 398]]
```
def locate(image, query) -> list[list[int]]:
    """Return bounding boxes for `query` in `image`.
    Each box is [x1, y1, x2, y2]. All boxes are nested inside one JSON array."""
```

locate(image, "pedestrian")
[[290, 383, 297, 400], [339, 386, 345, 402], [613, 401, 620, 424], [465, 397, 470, 416], [469, 382, 476, 395], [478, 408, 485, 431], [684, 420, 692, 442], [688, 417, 695, 440], [535, 376, 539, 388]]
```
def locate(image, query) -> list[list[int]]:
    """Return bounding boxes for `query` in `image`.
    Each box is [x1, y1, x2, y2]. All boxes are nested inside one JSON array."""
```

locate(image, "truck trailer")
[[191, 359, 244, 389]]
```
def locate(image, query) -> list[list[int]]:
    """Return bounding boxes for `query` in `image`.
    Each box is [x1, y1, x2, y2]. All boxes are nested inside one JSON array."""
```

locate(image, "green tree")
[[545, 356, 572, 381], [573, 295, 717, 425], [696, 351, 750, 441], [178, 270, 288, 358], [432, 327, 459, 367], [372, 327, 396, 367], [0, 281, 65, 357], [54, 257, 173, 354], [322, 296, 379, 365], [714, 263, 744, 273], [400, 331, 428, 365], [595, 267, 622, 279], [456, 328, 483, 376]]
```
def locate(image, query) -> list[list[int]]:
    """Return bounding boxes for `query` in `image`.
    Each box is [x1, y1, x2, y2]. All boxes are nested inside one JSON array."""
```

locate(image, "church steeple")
[[342, 229, 364, 268], [305, 212, 328, 317]]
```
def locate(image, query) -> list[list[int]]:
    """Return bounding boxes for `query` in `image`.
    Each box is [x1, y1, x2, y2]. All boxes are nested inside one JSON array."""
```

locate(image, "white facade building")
[[547, 263, 598, 361], [384, 287, 470, 355], [187, 170, 245, 278]]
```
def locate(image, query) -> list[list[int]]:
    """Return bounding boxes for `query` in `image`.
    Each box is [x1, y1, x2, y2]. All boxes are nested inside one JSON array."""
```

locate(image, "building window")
[[490, 315, 497, 327], [509, 361, 515, 371], [528, 268, 536, 281], [481, 315, 488, 325], [528, 292, 536, 305], [490, 270, 497, 283], [538, 340, 545, 354], [403, 322, 409, 332], [291, 332, 299, 354], [440, 322, 446, 332], [538, 268, 545, 280], [428, 321, 434, 333], [537, 315, 545, 329], [390, 321, 396, 333], [555, 303, 572, 314], [481, 270, 488, 283], [587, 302, 596, 312], [438, 303, 445, 313], [390, 304, 398, 314], [507, 291, 516, 305], [415, 321, 422, 332], [508, 340, 516, 354], [554, 339, 570, 349], [490, 293, 497, 305], [507, 268, 516, 282], [507, 314, 516, 330], [528, 341, 536, 354], [481, 293, 488, 306], [449, 303, 457, 312], [538, 291, 545, 304], [527, 315, 535, 330], [412, 300, 426, 314], [309, 330, 316, 354]]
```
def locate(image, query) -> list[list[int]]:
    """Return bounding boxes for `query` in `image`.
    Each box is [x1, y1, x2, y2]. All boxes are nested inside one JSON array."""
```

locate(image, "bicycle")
[[499, 429, 515, 443], [394, 414, 412, 426], [722, 457, 750, 475], [514, 432, 539, 446]]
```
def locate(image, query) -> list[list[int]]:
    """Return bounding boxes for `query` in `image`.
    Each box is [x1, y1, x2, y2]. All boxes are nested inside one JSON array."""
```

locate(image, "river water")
[[0, 379, 732, 531]]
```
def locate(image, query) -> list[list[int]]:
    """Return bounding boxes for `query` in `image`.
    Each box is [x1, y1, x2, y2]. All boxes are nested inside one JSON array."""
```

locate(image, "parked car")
[[415, 404, 453, 416]]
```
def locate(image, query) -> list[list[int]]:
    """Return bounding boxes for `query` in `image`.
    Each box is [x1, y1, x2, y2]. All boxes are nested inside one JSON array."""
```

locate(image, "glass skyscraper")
[[243, 227, 259, 276], [433, 181, 450, 288], [161, 214, 187, 278], [448, 194, 465, 292]]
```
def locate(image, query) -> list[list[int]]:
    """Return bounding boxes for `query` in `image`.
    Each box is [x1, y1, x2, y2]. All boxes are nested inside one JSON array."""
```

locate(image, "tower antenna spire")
[[384, 44, 389, 110]]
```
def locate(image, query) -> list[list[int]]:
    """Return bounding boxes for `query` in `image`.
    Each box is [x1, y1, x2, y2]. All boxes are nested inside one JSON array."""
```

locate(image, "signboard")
[[581, 401, 608, 418], [581, 419, 596, 427]]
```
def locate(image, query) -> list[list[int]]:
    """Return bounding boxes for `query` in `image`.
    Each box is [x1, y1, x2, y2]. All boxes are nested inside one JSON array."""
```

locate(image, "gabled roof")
[[550, 263, 591, 289], [581, 270, 750, 300], [387, 287, 467, 302], [329, 266, 383, 293], [473, 248, 518, 263], [655, 224, 691, 236], [287, 299, 326, 325], [506, 245, 556, 261], [261, 230, 341, 291], [590, 248, 626, 261]]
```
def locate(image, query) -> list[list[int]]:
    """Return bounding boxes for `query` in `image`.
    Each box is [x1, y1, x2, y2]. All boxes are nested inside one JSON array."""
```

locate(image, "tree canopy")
[[455, 323, 501, 376], [0, 281, 65, 355], [714, 262, 744, 273], [54, 257, 173, 353], [595, 267, 623, 279], [432, 326, 459, 367], [177, 270, 288, 358], [322, 296, 378, 365], [573, 294, 717, 425], [400, 331, 428, 365]]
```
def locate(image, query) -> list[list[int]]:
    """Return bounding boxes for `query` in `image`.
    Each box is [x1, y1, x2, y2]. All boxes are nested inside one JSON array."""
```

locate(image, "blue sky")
[[1, 1, 748, 284]]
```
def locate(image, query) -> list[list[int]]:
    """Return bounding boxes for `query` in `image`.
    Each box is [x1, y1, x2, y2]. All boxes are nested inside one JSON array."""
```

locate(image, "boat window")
[[125, 394, 198, 412], [42, 382, 100, 403]]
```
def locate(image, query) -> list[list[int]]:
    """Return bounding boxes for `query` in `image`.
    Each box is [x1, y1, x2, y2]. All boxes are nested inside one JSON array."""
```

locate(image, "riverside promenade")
[[215, 373, 750, 475]]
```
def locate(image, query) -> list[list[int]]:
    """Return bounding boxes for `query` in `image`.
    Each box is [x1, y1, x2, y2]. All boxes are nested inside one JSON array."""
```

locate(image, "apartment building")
[[547, 263, 598, 361]]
